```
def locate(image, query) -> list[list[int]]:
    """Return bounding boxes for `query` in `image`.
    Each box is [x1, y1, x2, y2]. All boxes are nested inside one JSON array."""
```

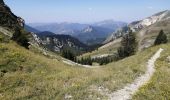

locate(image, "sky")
[[5, 0, 170, 23]]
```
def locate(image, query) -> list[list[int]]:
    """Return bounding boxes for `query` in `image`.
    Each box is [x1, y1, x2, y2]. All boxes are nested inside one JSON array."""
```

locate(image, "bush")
[[77, 55, 116, 66], [11, 28, 29, 49], [61, 49, 76, 62], [92, 55, 116, 65], [154, 30, 168, 45], [77, 56, 93, 65]]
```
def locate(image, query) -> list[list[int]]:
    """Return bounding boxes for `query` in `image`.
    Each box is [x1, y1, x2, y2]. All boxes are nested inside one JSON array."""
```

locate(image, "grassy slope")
[[138, 19, 170, 50], [79, 38, 121, 58], [133, 44, 170, 100], [0, 32, 166, 100]]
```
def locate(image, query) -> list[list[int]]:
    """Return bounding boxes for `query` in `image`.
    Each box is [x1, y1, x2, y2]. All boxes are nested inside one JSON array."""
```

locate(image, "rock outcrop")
[[0, 0, 25, 29], [105, 10, 170, 43]]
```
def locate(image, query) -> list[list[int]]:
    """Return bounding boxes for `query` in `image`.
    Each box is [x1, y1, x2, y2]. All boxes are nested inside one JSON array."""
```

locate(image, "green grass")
[[79, 40, 120, 58], [0, 33, 166, 100], [133, 44, 170, 100]]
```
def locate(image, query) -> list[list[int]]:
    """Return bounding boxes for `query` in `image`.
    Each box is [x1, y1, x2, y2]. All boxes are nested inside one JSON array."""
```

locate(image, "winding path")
[[109, 48, 163, 100]]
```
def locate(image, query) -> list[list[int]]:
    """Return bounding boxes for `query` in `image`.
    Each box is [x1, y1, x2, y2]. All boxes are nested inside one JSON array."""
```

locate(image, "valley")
[[0, 0, 170, 100], [1, 32, 167, 100]]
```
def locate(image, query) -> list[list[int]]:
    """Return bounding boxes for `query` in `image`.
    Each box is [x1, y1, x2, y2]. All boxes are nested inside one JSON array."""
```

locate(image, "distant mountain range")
[[93, 20, 127, 31], [74, 26, 112, 45], [24, 25, 40, 33], [28, 20, 127, 45], [29, 22, 88, 35]]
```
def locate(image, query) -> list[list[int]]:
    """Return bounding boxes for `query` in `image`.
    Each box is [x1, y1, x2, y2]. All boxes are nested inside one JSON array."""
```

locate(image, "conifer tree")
[[117, 29, 138, 58], [154, 30, 168, 45], [61, 49, 76, 61]]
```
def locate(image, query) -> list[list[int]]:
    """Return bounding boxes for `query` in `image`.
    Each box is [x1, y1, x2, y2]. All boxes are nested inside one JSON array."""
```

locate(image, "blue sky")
[[5, 0, 170, 23]]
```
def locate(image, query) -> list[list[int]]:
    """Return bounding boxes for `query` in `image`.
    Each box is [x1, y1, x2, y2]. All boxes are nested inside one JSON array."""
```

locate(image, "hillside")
[[33, 31, 89, 54], [138, 18, 170, 50], [129, 10, 170, 31], [79, 38, 121, 58], [102, 10, 170, 52], [105, 10, 170, 44], [0, 0, 24, 29], [1, 32, 167, 99], [133, 44, 170, 100]]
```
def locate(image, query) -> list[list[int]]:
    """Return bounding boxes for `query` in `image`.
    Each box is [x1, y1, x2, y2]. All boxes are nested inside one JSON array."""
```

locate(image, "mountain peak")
[[152, 10, 170, 19], [82, 26, 94, 33], [154, 10, 170, 16]]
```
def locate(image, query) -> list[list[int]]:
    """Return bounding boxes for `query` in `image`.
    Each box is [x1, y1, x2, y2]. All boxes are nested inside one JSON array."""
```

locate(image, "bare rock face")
[[17, 17, 25, 27], [167, 56, 170, 63], [0, 0, 25, 29], [105, 10, 170, 44]]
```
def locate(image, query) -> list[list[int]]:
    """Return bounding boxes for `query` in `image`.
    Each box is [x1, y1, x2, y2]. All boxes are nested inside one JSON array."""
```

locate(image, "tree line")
[[61, 49, 117, 66]]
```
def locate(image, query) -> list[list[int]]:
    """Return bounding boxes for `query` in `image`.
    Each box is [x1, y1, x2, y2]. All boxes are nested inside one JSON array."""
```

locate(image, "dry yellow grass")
[[0, 33, 164, 100], [133, 43, 170, 100]]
